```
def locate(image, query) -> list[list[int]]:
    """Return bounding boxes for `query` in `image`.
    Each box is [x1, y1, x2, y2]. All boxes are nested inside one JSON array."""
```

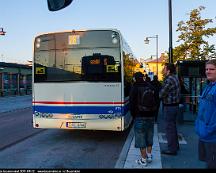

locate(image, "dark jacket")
[[129, 81, 157, 118], [151, 79, 162, 92], [150, 79, 162, 105]]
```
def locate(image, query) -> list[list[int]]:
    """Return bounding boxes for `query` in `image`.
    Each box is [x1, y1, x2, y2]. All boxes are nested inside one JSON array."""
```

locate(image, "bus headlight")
[[99, 114, 121, 119], [36, 43, 40, 48], [34, 111, 53, 118], [112, 38, 118, 44]]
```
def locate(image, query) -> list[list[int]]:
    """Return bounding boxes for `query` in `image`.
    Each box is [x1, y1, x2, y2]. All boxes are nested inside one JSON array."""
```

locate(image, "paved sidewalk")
[[0, 95, 32, 113], [124, 124, 162, 169], [115, 123, 162, 169], [116, 104, 206, 169]]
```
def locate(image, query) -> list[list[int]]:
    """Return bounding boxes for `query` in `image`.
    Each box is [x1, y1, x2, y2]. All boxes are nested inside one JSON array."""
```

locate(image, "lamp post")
[[168, 0, 173, 63], [0, 28, 6, 36], [144, 35, 159, 77]]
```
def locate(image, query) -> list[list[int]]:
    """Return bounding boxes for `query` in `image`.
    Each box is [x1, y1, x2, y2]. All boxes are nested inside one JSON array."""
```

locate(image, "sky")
[[0, 0, 216, 63]]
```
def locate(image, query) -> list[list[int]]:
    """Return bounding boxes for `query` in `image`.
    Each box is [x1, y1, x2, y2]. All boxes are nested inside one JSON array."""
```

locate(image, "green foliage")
[[173, 6, 216, 62], [123, 53, 136, 84]]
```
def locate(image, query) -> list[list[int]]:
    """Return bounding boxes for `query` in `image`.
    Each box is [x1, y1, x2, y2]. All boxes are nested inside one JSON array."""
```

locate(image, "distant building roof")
[[145, 56, 165, 63], [0, 62, 31, 69], [145, 53, 166, 63]]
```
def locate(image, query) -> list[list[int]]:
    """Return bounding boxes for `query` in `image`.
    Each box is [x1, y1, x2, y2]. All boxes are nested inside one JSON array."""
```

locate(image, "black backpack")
[[137, 85, 157, 112]]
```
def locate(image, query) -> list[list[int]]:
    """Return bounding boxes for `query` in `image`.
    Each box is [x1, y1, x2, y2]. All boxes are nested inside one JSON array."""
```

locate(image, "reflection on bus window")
[[81, 53, 120, 81], [34, 30, 121, 82]]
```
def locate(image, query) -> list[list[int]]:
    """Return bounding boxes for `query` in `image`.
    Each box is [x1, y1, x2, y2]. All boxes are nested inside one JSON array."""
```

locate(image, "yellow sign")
[[106, 65, 118, 73], [36, 67, 45, 74], [90, 59, 100, 65], [68, 35, 80, 45]]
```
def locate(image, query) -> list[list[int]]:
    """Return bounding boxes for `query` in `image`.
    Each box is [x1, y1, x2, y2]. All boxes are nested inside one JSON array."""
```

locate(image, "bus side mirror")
[[47, 0, 73, 11]]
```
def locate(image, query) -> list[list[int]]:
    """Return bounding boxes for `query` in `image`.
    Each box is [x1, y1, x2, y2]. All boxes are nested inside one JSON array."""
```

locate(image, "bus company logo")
[[34, 111, 53, 118], [115, 107, 121, 111], [108, 110, 114, 114]]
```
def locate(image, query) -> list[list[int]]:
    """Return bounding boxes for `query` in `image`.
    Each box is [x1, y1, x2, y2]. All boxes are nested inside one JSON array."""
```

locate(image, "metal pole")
[[156, 35, 158, 76], [168, 0, 173, 63], [144, 35, 159, 76], [0, 27, 6, 36]]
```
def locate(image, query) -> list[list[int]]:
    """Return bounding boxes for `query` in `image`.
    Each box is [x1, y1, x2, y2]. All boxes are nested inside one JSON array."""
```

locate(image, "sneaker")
[[147, 154, 153, 163], [135, 158, 147, 167]]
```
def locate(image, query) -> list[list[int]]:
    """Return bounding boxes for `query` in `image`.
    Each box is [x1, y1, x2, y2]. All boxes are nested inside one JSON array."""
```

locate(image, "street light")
[[0, 28, 6, 36], [144, 35, 159, 77], [168, 0, 173, 63]]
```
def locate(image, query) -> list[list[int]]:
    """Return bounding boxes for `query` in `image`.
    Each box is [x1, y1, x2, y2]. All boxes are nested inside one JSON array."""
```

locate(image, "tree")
[[173, 6, 216, 62], [123, 52, 136, 83]]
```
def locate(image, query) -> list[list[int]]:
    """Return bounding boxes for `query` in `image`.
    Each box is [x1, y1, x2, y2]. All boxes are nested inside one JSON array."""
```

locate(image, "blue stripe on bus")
[[123, 104, 129, 115], [33, 105, 129, 115]]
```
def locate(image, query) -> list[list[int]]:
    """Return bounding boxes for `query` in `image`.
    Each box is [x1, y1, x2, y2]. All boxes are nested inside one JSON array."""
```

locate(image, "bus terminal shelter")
[[176, 60, 207, 122], [0, 62, 32, 97]]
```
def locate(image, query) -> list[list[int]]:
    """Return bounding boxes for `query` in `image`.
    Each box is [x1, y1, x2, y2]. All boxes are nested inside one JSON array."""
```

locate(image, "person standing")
[[160, 63, 180, 155], [129, 72, 157, 167], [178, 76, 189, 107], [195, 59, 216, 168], [151, 75, 162, 122], [144, 74, 151, 83]]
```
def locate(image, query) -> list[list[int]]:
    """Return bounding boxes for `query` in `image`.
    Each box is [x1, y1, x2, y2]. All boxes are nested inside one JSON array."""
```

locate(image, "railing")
[[182, 94, 200, 113], [0, 88, 32, 97], [177, 94, 200, 123]]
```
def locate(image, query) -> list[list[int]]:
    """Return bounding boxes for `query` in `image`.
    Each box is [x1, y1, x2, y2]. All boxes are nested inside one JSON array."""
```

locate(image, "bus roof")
[[34, 28, 122, 38]]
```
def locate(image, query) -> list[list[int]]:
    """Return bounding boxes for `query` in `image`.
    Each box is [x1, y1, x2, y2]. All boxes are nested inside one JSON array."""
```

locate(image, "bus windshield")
[[34, 30, 121, 82]]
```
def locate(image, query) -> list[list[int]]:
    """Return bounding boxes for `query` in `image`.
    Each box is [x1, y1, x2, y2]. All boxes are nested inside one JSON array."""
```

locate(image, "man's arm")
[[159, 79, 171, 99]]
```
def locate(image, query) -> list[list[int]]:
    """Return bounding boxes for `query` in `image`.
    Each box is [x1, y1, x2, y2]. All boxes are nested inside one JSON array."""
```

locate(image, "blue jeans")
[[134, 117, 154, 148]]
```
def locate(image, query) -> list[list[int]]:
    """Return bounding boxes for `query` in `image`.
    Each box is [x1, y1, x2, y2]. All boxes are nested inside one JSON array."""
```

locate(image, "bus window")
[[34, 30, 121, 82]]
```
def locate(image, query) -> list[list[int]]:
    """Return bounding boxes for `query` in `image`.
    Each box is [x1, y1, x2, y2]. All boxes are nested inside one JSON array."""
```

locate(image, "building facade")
[[0, 62, 32, 96], [142, 54, 166, 81]]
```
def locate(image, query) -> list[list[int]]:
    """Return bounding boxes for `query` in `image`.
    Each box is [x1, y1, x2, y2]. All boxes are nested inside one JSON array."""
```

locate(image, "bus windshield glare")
[[34, 30, 121, 82]]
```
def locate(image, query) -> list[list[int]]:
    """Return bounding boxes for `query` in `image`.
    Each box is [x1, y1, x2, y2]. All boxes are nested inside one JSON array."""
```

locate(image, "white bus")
[[32, 29, 136, 131]]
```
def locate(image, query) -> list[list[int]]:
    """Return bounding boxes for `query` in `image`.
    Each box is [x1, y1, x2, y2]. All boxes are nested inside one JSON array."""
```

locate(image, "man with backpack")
[[129, 72, 158, 167]]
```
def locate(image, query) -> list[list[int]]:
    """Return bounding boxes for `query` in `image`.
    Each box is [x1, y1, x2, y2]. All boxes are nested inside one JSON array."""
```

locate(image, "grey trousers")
[[199, 140, 216, 168], [163, 105, 179, 152]]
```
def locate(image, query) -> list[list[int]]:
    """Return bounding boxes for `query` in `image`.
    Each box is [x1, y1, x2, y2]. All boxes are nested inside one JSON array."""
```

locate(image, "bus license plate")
[[66, 122, 86, 128]]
